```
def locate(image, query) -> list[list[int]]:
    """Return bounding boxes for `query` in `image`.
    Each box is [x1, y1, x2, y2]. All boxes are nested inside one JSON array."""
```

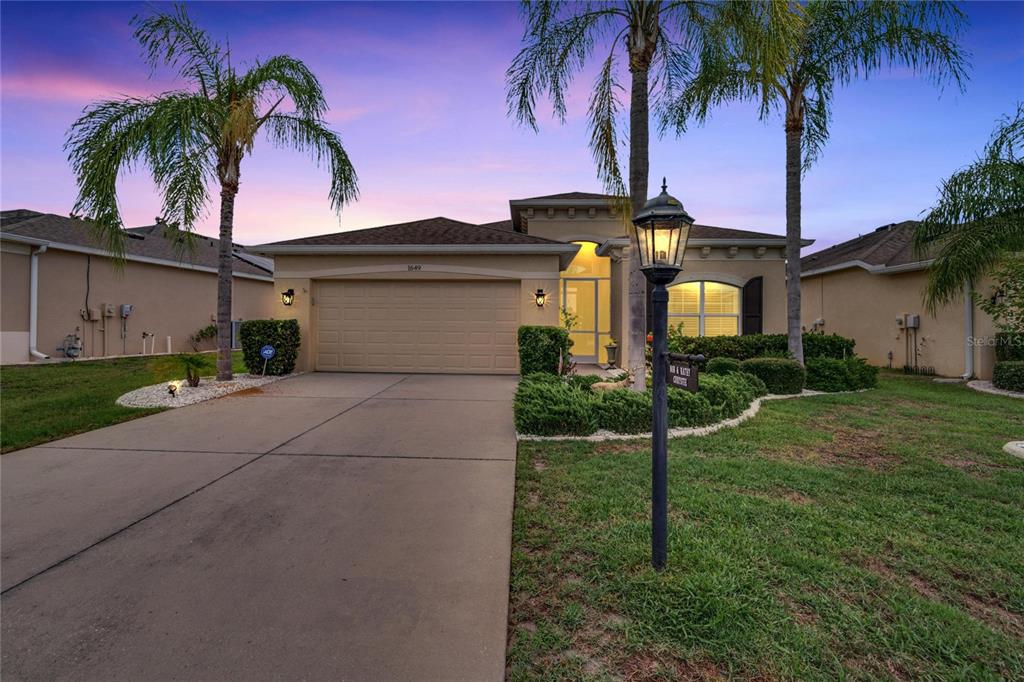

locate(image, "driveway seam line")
[[2, 374, 412, 596]]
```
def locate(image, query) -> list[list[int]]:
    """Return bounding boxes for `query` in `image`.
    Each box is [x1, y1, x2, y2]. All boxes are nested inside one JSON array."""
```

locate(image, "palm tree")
[[507, 1, 795, 389], [66, 5, 358, 380], [914, 104, 1024, 310], [663, 0, 968, 363]]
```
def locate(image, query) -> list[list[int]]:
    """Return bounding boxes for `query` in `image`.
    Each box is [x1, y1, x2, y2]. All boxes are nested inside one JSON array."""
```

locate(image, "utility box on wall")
[[905, 314, 921, 329]]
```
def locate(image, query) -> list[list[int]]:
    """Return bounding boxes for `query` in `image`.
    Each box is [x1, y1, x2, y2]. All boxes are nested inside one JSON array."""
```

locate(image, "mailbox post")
[[632, 179, 694, 571]]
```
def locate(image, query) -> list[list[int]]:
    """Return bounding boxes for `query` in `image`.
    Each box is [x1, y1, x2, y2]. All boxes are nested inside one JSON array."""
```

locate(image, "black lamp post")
[[632, 178, 694, 571]]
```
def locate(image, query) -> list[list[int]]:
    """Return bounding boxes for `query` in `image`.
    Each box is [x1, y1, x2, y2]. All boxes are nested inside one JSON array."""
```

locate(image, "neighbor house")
[[1, 210, 277, 364], [801, 220, 997, 379], [256, 192, 810, 374]]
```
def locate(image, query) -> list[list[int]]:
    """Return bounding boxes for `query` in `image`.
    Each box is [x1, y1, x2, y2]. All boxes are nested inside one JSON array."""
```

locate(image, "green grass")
[[508, 372, 1024, 680], [0, 351, 246, 453]]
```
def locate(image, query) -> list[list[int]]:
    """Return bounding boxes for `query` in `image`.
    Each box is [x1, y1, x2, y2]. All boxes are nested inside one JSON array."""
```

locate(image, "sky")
[[1, 1, 1022, 253]]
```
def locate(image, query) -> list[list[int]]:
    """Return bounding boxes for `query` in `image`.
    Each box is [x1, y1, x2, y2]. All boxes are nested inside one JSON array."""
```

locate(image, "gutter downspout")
[[29, 244, 49, 360], [961, 280, 974, 380]]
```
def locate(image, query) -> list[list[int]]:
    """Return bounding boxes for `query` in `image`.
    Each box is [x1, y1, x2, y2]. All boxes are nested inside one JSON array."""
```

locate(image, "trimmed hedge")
[[995, 332, 1024, 362], [518, 326, 572, 375], [514, 371, 756, 435], [805, 357, 878, 392], [992, 361, 1024, 392], [706, 357, 742, 375], [739, 358, 806, 395], [667, 331, 855, 361], [735, 371, 769, 397], [239, 319, 300, 375]]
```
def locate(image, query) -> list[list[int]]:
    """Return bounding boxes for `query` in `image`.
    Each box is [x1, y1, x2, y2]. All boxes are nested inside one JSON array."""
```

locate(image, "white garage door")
[[315, 280, 520, 373]]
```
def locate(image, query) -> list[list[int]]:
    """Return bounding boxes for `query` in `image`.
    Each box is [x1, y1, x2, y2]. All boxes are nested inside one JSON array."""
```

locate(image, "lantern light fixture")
[[281, 288, 295, 306], [533, 288, 549, 308], [631, 178, 694, 273]]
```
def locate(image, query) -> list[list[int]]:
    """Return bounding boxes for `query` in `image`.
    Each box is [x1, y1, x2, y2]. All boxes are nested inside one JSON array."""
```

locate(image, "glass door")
[[563, 279, 598, 362]]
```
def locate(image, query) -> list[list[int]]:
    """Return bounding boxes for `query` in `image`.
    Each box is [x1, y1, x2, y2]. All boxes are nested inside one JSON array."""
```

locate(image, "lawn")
[[0, 351, 246, 453], [508, 373, 1024, 680]]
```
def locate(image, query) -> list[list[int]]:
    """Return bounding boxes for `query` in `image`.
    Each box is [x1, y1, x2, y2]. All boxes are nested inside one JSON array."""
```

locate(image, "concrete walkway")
[[1, 373, 518, 681]]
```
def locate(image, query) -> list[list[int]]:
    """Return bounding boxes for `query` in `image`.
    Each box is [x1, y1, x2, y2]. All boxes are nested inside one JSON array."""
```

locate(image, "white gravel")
[[116, 373, 292, 409], [1004, 442, 1024, 459], [967, 380, 1024, 399], [517, 388, 865, 442]]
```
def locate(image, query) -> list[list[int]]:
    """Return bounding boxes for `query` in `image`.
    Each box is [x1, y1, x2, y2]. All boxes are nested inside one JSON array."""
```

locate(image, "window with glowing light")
[[560, 241, 612, 362], [667, 281, 740, 336]]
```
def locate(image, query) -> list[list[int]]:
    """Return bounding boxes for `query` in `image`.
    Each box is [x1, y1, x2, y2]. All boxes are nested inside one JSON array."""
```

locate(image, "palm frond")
[[240, 55, 328, 120], [264, 114, 359, 212], [132, 4, 223, 94], [587, 44, 627, 198]]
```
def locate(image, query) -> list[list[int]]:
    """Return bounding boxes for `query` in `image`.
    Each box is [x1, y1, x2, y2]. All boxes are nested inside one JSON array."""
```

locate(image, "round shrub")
[[992, 361, 1024, 392], [736, 371, 768, 397], [706, 357, 741, 375], [739, 358, 805, 395], [514, 380, 596, 436], [805, 357, 878, 392], [593, 389, 652, 433], [699, 373, 756, 419], [566, 374, 605, 392], [668, 387, 715, 427]]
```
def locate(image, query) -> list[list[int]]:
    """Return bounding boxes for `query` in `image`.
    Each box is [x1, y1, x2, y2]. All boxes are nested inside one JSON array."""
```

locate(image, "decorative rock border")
[[967, 380, 1024, 400], [1004, 442, 1024, 460], [116, 373, 294, 409], [517, 389, 863, 442]]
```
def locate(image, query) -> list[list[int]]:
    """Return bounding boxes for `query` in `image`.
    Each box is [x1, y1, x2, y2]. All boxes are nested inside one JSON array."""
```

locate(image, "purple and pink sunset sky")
[[2, 1, 1022, 252]]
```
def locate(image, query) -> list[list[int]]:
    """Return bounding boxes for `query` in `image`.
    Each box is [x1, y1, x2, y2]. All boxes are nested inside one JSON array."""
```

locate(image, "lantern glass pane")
[[633, 222, 652, 268]]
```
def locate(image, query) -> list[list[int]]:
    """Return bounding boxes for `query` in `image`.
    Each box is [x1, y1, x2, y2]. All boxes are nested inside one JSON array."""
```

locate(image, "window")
[[668, 281, 740, 336], [560, 241, 612, 362]]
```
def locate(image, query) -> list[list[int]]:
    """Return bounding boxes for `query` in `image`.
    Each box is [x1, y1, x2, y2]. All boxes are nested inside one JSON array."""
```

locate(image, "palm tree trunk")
[[216, 185, 236, 380], [627, 60, 651, 391], [784, 109, 805, 365]]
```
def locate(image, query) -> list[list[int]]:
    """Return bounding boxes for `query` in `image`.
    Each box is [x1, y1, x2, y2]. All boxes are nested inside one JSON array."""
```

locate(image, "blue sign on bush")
[[260, 344, 276, 360]]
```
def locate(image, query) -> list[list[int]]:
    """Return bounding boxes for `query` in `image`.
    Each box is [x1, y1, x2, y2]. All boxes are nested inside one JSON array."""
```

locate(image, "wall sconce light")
[[281, 288, 295, 306], [533, 288, 548, 307]]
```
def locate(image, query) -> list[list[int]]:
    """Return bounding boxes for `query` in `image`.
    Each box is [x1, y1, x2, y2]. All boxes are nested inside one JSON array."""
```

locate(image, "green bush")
[[518, 326, 572, 375], [239, 319, 300, 375], [735, 371, 769, 397], [706, 357, 742, 375], [514, 380, 596, 436], [566, 374, 605, 392], [995, 332, 1024, 362], [699, 373, 756, 419], [513, 372, 754, 435], [992, 361, 1024, 392], [805, 358, 878, 392], [739, 358, 805, 395], [593, 390, 652, 433], [667, 331, 855, 361]]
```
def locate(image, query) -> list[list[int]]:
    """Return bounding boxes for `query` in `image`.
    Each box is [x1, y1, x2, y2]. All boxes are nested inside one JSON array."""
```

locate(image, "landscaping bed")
[[116, 373, 288, 408], [507, 373, 1024, 680], [0, 351, 246, 452]]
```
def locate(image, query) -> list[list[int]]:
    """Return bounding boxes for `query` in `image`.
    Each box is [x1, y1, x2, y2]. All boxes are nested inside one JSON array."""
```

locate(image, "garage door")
[[315, 280, 520, 373]]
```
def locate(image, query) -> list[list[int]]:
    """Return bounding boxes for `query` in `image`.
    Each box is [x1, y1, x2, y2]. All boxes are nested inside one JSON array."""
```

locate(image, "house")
[[0, 210, 277, 364], [801, 220, 997, 379], [256, 191, 808, 374]]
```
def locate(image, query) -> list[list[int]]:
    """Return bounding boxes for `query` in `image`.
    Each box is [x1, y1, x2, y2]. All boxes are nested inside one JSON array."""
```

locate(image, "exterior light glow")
[[281, 288, 295, 306], [534, 288, 548, 307], [631, 178, 693, 271]]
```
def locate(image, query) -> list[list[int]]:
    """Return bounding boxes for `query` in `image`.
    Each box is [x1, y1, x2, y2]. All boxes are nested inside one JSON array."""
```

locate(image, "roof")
[[0, 210, 273, 280], [689, 224, 795, 242], [476, 219, 514, 232], [261, 216, 569, 247], [801, 220, 928, 276], [512, 191, 615, 202]]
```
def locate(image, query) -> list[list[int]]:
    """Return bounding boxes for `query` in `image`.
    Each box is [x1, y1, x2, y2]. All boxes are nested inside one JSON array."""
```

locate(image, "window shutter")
[[742, 277, 763, 335]]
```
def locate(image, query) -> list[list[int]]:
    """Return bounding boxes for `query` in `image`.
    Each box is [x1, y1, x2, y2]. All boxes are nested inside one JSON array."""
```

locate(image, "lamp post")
[[631, 178, 694, 571]]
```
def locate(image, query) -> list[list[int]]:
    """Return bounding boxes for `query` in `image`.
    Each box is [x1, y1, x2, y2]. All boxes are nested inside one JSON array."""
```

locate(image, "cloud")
[[1, 72, 176, 104]]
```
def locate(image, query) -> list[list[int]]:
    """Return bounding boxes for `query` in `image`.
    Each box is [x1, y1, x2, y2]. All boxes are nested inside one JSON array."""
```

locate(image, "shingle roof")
[[512, 191, 614, 202], [801, 220, 927, 274], [261, 216, 569, 246], [0, 210, 272, 278], [476, 219, 515, 231], [690, 224, 789, 241]]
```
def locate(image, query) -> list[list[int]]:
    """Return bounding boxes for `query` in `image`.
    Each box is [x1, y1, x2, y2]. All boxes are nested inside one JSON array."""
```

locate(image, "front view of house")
[[257, 192, 809, 373]]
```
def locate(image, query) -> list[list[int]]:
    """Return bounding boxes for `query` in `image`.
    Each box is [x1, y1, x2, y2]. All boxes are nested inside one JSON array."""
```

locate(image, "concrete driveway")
[[1, 373, 518, 681]]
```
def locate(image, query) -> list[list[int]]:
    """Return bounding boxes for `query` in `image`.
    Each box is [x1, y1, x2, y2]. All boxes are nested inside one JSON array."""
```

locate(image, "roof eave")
[[800, 258, 933, 278], [253, 242, 583, 270]]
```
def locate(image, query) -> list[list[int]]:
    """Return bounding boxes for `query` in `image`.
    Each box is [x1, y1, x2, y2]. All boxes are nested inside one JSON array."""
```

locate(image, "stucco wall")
[[0, 246, 276, 362], [273, 252, 563, 372], [802, 267, 996, 379]]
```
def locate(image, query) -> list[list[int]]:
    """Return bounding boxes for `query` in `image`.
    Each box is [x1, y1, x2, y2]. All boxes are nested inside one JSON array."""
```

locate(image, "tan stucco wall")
[[0, 246, 276, 363], [273, 252, 562, 372], [802, 267, 996, 379]]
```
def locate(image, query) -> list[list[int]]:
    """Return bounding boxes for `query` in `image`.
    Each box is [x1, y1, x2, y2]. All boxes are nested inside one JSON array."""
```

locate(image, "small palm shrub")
[[180, 354, 207, 387], [739, 358, 806, 395]]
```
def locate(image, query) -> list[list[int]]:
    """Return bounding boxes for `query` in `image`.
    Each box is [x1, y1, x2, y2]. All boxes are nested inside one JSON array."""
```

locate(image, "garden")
[[514, 325, 878, 438]]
